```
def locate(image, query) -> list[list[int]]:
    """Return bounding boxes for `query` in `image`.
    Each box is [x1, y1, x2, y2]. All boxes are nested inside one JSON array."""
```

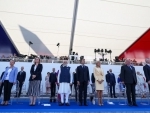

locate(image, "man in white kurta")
[[58, 61, 72, 106]]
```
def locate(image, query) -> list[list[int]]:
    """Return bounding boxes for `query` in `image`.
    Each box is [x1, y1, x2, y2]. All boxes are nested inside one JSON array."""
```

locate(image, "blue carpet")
[[0, 99, 150, 112]]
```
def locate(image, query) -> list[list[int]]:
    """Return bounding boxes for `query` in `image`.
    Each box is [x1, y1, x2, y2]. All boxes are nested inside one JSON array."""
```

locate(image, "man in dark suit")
[[108, 69, 117, 98], [49, 68, 57, 102], [91, 73, 95, 84], [73, 69, 78, 102], [77, 59, 90, 106], [105, 71, 110, 95], [15, 66, 26, 97], [90, 73, 95, 103], [120, 59, 137, 106], [143, 58, 150, 91], [105, 71, 110, 85]]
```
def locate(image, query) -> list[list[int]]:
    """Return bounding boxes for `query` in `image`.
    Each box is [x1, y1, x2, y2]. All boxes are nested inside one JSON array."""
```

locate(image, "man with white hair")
[[58, 61, 72, 106], [120, 59, 137, 106], [143, 58, 150, 91]]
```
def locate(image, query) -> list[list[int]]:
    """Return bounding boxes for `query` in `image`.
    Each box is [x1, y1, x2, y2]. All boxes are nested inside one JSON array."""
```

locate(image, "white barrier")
[[0, 62, 145, 93]]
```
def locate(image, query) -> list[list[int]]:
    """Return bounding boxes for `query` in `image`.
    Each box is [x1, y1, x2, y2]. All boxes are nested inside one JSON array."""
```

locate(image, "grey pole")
[[69, 0, 79, 55]]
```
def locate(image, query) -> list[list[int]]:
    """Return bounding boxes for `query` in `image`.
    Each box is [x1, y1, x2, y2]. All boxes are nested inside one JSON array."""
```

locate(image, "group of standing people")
[[0, 57, 150, 107]]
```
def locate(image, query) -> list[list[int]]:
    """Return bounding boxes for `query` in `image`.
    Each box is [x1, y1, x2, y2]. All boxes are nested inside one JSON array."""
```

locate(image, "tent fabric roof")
[[119, 28, 150, 62], [0, 21, 19, 55], [0, 0, 150, 60]]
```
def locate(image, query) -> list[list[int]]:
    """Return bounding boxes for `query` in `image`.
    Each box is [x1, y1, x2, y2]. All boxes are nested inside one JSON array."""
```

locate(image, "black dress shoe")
[[50, 99, 52, 102], [128, 103, 132, 106], [133, 103, 138, 106], [59, 103, 64, 106], [79, 103, 82, 106], [53, 99, 56, 103], [84, 103, 88, 106], [114, 96, 117, 98], [65, 103, 70, 106]]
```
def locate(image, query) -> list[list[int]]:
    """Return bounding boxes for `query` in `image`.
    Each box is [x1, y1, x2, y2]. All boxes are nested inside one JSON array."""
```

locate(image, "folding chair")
[[106, 85, 115, 105], [87, 84, 93, 105], [137, 83, 149, 105], [117, 83, 126, 105], [91, 83, 96, 105], [22, 84, 27, 96], [38, 84, 43, 105], [15, 81, 21, 104]]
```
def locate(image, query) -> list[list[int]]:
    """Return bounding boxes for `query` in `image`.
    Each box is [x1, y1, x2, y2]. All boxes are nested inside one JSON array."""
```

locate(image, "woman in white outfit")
[[136, 71, 146, 98], [93, 61, 104, 106]]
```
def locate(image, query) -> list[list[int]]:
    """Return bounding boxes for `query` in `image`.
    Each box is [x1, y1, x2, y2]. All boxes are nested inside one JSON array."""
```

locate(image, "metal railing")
[[0, 58, 143, 66], [0, 58, 125, 65]]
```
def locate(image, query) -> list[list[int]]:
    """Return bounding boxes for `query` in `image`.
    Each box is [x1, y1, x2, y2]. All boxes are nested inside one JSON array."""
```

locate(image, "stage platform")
[[0, 99, 150, 113]]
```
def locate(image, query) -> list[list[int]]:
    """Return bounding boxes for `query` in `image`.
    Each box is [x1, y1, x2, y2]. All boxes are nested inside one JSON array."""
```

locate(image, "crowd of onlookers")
[[59, 56, 69, 60], [0, 54, 145, 66], [0, 54, 17, 61]]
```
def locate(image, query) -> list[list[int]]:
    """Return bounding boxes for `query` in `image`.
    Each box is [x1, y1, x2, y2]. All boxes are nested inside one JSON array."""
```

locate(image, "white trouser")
[[60, 93, 69, 103]]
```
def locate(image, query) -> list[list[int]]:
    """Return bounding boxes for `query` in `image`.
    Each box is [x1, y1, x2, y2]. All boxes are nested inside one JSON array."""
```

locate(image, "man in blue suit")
[[108, 69, 117, 98]]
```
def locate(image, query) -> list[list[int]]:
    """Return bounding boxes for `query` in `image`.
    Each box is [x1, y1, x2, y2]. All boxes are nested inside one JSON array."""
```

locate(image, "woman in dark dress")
[[27, 57, 43, 106]]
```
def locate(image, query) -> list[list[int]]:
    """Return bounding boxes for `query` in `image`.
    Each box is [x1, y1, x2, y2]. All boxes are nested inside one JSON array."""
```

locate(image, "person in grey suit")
[[120, 59, 137, 106]]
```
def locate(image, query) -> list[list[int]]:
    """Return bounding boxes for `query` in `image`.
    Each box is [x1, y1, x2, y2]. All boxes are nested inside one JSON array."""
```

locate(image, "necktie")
[[128, 65, 132, 70]]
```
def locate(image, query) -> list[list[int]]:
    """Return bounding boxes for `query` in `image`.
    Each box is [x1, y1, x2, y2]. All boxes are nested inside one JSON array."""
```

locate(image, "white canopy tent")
[[0, 0, 150, 60]]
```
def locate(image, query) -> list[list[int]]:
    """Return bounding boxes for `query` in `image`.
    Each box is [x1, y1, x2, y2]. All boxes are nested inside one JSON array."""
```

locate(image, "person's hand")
[[88, 81, 90, 85], [32, 75, 36, 79], [148, 81, 150, 85], [70, 83, 72, 86], [98, 80, 102, 84], [13, 82, 16, 85], [77, 81, 80, 85], [122, 81, 124, 84], [57, 83, 60, 86]]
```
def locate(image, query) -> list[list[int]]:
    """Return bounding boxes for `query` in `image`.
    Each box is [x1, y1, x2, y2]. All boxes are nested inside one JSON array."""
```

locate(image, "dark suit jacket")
[[105, 73, 109, 83], [107, 73, 116, 84], [76, 65, 90, 82], [73, 73, 77, 85], [49, 72, 57, 83], [0, 71, 5, 79], [91, 73, 95, 83], [120, 65, 137, 84], [29, 64, 43, 81], [143, 64, 150, 82], [17, 71, 26, 82]]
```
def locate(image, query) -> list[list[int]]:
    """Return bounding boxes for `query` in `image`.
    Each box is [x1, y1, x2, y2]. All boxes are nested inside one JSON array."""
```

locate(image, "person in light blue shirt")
[[0, 60, 18, 106]]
